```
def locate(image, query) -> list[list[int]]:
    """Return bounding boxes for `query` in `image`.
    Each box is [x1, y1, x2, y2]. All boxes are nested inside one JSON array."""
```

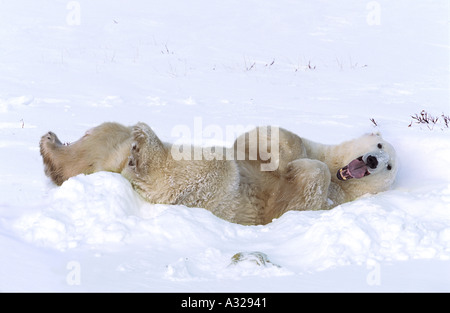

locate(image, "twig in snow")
[[409, 110, 449, 130]]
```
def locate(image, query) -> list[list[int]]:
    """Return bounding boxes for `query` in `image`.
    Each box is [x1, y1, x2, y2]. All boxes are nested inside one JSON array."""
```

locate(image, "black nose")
[[366, 155, 378, 169]]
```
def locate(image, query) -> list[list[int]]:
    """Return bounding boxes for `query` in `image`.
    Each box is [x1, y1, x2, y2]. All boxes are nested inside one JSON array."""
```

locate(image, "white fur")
[[40, 124, 398, 225]]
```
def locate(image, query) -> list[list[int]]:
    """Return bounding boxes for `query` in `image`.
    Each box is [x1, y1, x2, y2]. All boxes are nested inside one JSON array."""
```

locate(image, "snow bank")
[[13, 173, 144, 250], [10, 169, 450, 283]]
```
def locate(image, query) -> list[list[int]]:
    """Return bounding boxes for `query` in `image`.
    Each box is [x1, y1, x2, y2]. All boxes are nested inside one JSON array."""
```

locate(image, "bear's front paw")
[[285, 159, 331, 185]]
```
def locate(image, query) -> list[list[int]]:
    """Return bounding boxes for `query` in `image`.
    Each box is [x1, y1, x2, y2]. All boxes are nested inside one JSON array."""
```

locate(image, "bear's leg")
[[40, 131, 68, 185], [125, 122, 167, 178], [39, 122, 132, 185], [233, 126, 307, 174], [273, 159, 331, 215]]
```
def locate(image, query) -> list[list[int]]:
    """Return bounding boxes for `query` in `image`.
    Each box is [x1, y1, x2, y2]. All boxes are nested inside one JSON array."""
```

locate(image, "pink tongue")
[[348, 158, 367, 179]]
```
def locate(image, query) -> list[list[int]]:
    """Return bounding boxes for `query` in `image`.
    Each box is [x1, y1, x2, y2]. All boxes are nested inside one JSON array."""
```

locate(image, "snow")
[[0, 0, 449, 291]]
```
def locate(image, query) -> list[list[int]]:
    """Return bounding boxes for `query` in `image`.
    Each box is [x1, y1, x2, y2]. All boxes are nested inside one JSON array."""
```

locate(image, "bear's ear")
[[371, 132, 382, 137]]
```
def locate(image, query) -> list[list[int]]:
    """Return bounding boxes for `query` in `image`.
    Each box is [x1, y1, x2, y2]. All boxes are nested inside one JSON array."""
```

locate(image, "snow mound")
[[13, 172, 145, 250], [12, 172, 450, 280]]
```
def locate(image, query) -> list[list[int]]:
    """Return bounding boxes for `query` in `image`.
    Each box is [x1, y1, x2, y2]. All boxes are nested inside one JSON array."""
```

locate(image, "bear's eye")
[[387, 164, 392, 170], [377, 143, 383, 149]]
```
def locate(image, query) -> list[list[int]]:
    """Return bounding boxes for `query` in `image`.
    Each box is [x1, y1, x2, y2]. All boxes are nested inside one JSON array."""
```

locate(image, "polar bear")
[[39, 122, 397, 225]]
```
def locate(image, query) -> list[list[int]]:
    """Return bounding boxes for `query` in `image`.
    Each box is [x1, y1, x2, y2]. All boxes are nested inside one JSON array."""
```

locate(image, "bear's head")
[[333, 133, 398, 199]]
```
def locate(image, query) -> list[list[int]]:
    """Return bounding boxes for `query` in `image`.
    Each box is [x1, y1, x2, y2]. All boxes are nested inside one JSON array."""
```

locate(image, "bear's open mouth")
[[337, 156, 371, 181]]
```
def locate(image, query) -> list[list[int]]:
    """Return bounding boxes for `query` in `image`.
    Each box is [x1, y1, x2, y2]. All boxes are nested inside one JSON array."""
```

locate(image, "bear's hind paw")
[[127, 142, 139, 169], [40, 131, 63, 147], [131, 122, 152, 145]]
